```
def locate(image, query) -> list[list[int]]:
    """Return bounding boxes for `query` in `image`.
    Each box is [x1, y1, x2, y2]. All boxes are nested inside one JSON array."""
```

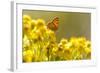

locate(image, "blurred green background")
[[23, 10, 91, 42]]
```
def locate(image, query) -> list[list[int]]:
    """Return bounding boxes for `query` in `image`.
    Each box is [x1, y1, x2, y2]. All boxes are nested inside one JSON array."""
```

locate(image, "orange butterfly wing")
[[47, 17, 59, 31]]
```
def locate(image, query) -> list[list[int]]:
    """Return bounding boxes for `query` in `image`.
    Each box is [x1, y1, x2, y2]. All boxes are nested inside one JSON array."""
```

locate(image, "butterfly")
[[47, 17, 59, 31]]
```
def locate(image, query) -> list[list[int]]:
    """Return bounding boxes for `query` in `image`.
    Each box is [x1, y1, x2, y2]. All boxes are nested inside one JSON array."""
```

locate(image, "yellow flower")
[[63, 50, 72, 60], [23, 35, 30, 49], [31, 19, 37, 30], [84, 47, 91, 59], [23, 15, 32, 34], [60, 38, 68, 45], [65, 42, 72, 49], [84, 47, 91, 54], [46, 29, 56, 41], [35, 19, 46, 29], [85, 40, 91, 48], [39, 26, 48, 33], [23, 21, 31, 36], [52, 45, 58, 53], [23, 50, 34, 62], [31, 29, 43, 41], [46, 29, 54, 35], [78, 37, 86, 43], [23, 15, 31, 23]]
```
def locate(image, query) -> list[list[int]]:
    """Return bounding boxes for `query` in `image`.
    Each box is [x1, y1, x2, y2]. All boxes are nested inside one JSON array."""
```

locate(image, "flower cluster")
[[22, 15, 91, 62]]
